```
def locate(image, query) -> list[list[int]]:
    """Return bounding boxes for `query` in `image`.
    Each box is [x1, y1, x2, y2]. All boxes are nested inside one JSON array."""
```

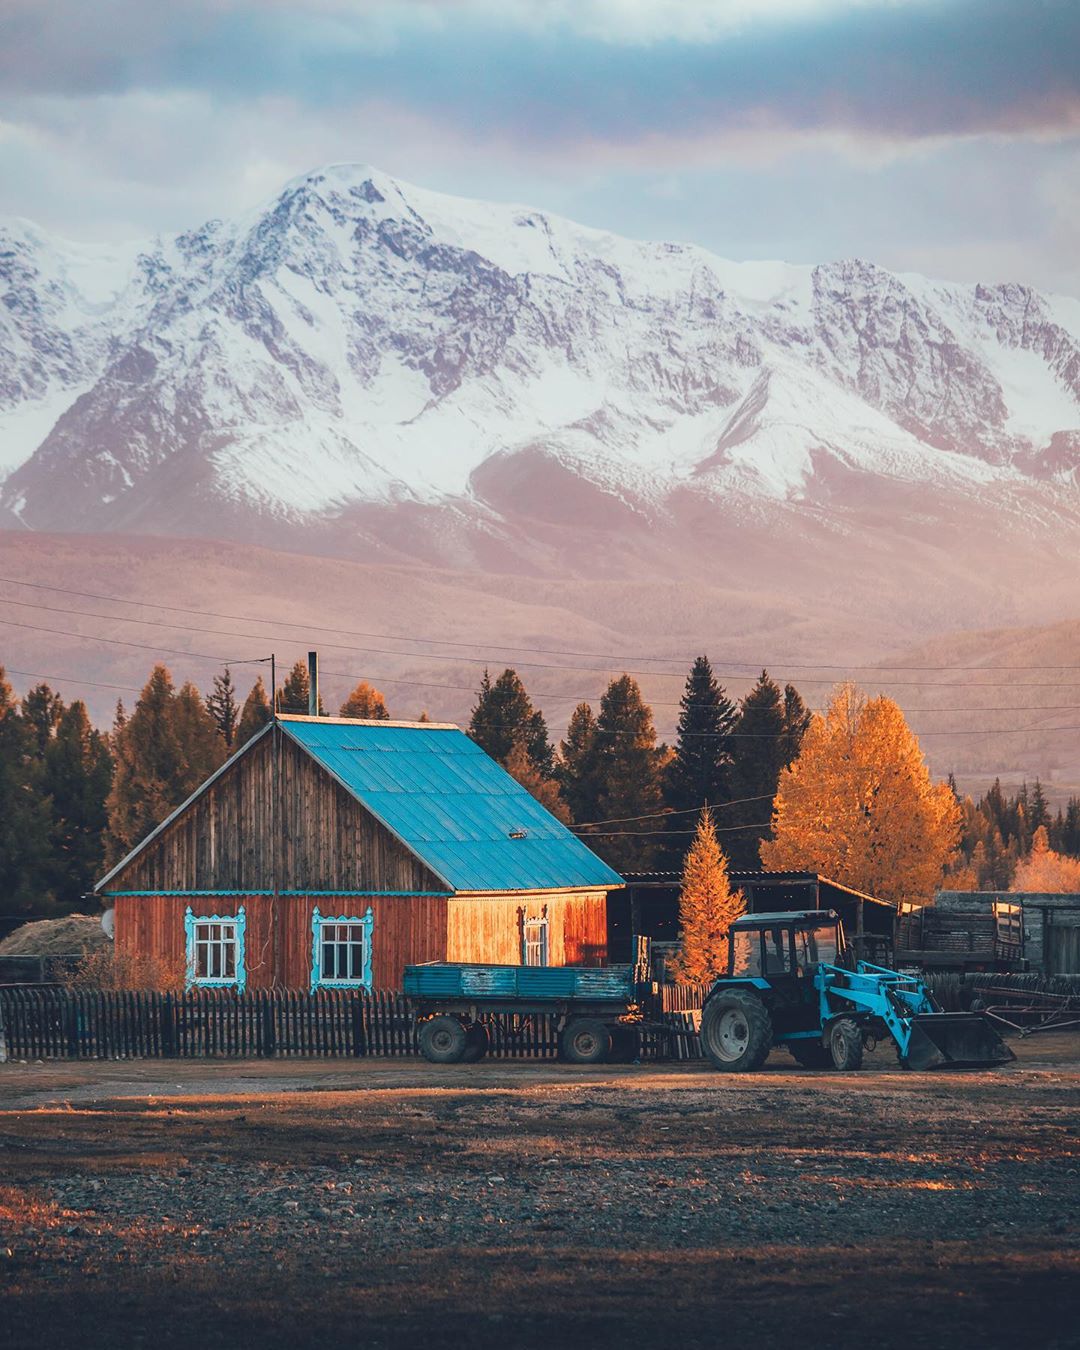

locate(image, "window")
[[522, 913, 549, 967], [731, 929, 761, 977], [794, 923, 839, 970], [762, 926, 791, 975], [311, 907, 373, 990], [185, 907, 246, 991]]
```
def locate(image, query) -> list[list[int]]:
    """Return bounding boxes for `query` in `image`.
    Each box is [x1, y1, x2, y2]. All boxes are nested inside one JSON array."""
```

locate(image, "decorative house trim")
[[310, 905, 374, 992], [184, 905, 246, 992]]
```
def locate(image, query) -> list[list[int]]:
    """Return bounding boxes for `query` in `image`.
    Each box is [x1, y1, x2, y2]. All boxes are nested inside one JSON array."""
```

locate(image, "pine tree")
[[206, 668, 240, 749], [237, 677, 272, 747], [503, 740, 571, 823], [664, 656, 737, 842], [43, 700, 113, 907], [278, 660, 324, 715], [762, 684, 961, 904], [672, 810, 745, 983], [556, 703, 602, 824], [726, 670, 788, 870], [0, 667, 56, 918], [587, 676, 666, 871], [468, 668, 555, 777], [22, 682, 64, 758], [340, 681, 390, 719], [105, 665, 224, 865]]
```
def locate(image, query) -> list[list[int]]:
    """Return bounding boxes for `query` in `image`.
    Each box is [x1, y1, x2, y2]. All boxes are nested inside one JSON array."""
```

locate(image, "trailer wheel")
[[701, 991, 772, 1072], [789, 1040, 832, 1069], [828, 1017, 865, 1071], [418, 1015, 469, 1064], [560, 1019, 612, 1064], [461, 1022, 489, 1063]]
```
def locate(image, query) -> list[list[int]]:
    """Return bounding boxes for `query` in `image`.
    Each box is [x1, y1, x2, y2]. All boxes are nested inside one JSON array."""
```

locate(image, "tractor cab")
[[728, 909, 846, 981]]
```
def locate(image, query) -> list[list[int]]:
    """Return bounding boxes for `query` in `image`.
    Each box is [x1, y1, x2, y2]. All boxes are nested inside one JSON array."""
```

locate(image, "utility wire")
[[570, 794, 776, 827], [3, 666, 144, 694]]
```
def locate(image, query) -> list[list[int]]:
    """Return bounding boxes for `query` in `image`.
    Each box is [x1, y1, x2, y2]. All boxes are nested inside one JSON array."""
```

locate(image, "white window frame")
[[310, 906, 374, 991], [522, 911, 549, 967], [184, 906, 246, 991]]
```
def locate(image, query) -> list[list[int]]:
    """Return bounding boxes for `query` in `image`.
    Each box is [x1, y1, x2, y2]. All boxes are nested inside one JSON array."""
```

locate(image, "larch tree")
[[588, 675, 668, 871], [237, 677, 272, 747], [206, 668, 240, 749], [556, 702, 602, 825], [673, 810, 745, 983], [503, 739, 571, 824], [0, 667, 56, 917], [42, 700, 114, 907], [761, 684, 961, 905], [468, 668, 555, 778], [340, 681, 390, 720], [1011, 825, 1080, 892], [663, 656, 737, 863], [174, 681, 226, 788]]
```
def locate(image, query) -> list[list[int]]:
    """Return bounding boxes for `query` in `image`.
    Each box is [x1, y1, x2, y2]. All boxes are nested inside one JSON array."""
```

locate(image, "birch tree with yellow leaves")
[[761, 685, 960, 904]]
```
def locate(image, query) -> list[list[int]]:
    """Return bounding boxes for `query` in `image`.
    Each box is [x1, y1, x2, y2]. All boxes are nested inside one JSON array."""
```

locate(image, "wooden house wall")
[[115, 892, 449, 990], [106, 729, 444, 896], [446, 892, 607, 967]]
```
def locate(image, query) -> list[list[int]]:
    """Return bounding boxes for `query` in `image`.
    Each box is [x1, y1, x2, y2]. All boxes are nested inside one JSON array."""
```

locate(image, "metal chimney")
[[307, 651, 319, 717]]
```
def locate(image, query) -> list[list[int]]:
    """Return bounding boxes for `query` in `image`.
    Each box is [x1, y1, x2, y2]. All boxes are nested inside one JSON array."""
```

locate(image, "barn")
[[95, 715, 623, 991]]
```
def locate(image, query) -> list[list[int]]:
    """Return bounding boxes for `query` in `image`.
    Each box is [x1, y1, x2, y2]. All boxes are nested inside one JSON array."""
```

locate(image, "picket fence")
[[0, 986, 704, 1063]]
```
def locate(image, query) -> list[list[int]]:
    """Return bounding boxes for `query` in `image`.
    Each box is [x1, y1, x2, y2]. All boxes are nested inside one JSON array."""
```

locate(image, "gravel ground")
[[1, 1037, 1078, 1350]]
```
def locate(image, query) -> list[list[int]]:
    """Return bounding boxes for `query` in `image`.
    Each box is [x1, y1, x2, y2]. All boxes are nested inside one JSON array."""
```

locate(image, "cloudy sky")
[[2, 0, 1078, 294]]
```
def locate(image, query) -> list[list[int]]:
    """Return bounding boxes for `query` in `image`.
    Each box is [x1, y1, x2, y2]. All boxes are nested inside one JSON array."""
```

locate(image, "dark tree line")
[[948, 776, 1080, 890]]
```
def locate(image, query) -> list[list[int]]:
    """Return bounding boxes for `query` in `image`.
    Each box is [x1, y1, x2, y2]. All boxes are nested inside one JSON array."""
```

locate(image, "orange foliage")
[[1011, 826, 1080, 892]]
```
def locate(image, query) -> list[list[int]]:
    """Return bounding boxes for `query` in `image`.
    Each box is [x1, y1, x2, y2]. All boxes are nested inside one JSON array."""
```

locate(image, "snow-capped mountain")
[[2, 164, 1079, 570]]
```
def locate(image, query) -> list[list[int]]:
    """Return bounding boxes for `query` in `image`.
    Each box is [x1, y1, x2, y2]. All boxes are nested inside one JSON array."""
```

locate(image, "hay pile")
[[0, 914, 110, 957]]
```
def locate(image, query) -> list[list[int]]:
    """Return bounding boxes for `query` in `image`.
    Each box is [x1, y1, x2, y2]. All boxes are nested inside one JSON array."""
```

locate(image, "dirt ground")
[[1, 1036, 1078, 1350]]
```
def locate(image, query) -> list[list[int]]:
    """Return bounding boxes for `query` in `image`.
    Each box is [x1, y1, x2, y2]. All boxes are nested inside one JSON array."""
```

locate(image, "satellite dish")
[[101, 908, 115, 941]]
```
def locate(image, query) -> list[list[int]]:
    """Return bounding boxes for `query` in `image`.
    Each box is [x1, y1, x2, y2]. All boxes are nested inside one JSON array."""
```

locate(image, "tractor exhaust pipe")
[[902, 1012, 1014, 1071]]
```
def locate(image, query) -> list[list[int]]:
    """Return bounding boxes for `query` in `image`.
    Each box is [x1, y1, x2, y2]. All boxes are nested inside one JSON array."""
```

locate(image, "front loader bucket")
[[902, 1013, 1015, 1071]]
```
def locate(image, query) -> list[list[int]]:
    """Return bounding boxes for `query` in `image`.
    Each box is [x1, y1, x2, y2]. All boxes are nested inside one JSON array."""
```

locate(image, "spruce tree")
[[278, 660, 324, 714], [673, 810, 745, 983], [0, 667, 56, 918], [340, 681, 390, 719], [43, 700, 113, 907], [663, 656, 737, 863], [782, 683, 812, 763], [237, 677, 273, 746], [468, 668, 555, 777], [1029, 779, 1051, 833], [22, 682, 64, 758], [588, 675, 666, 871], [556, 702, 602, 824], [206, 668, 240, 749], [726, 670, 788, 870]]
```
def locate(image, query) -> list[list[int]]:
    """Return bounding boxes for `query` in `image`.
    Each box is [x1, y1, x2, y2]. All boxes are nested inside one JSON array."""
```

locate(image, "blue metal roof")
[[279, 718, 624, 895]]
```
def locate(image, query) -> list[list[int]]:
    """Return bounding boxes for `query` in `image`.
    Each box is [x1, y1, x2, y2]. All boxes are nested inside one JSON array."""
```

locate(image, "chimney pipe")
[[307, 651, 319, 717]]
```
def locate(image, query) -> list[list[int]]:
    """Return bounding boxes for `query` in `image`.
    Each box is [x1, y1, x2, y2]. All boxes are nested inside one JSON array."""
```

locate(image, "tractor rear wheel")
[[789, 1040, 832, 1069], [560, 1019, 612, 1064], [828, 1017, 865, 1071], [701, 991, 772, 1072], [418, 1015, 469, 1064]]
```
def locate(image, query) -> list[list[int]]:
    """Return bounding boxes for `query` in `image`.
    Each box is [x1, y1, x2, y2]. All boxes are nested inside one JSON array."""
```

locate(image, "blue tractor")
[[700, 909, 1014, 1072]]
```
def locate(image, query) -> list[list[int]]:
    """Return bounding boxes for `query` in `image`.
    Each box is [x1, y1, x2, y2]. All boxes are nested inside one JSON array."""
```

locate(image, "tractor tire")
[[418, 1015, 469, 1064], [828, 1017, 865, 1071], [701, 991, 773, 1073], [560, 1019, 612, 1064], [789, 1040, 832, 1069], [461, 1022, 489, 1063]]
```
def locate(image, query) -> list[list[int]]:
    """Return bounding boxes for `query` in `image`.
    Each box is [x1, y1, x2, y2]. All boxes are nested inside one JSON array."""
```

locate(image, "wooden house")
[[95, 716, 623, 991]]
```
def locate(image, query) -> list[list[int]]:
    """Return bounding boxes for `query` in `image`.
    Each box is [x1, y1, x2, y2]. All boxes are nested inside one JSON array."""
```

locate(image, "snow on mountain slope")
[[1, 164, 1078, 559]]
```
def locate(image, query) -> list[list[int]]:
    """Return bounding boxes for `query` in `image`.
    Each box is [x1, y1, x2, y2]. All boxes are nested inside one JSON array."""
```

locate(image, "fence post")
[[162, 993, 176, 1057], [261, 992, 276, 1058]]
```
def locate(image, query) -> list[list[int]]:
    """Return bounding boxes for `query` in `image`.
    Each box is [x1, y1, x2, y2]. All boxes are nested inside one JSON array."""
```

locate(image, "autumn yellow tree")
[[1011, 825, 1080, 892], [673, 810, 745, 983], [339, 681, 390, 720], [761, 684, 959, 905]]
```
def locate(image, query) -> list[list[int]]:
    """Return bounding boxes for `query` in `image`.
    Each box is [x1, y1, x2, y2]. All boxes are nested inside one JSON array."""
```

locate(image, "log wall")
[[446, 892, 607, 967]]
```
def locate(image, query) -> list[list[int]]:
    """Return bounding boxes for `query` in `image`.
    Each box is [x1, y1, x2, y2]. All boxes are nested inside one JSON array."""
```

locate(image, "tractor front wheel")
[[828, 1017, 865, 1071], [701, 991, 772, 1072]]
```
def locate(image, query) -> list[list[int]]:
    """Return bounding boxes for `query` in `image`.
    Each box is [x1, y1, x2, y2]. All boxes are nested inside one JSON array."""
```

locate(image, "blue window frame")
[[311, 906, 374, 991], [185, 906, 246, 991]]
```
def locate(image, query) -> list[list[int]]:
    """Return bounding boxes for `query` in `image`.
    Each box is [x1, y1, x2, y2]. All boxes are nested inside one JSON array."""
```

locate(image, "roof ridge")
[[275, 714, 460, 729]]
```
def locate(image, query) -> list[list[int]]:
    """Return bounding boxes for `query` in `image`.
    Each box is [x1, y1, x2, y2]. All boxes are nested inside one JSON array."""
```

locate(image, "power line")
[[570, 794, 776, 828], [580, 821, 774, 837], [4, 573, 1080, 674], [0, 616, 272, 668], [3, 667, 143, 694]]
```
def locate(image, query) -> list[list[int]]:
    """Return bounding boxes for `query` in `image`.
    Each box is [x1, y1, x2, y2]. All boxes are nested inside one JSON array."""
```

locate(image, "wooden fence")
[[0, 986, 705, 1063]]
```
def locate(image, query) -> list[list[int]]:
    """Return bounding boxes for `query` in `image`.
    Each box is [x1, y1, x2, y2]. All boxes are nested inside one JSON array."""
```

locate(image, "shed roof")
[[278, 717, 623, 894]]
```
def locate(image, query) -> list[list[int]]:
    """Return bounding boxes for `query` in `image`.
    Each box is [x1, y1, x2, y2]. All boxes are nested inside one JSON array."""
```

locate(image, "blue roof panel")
[[279, 719, 624, 894]]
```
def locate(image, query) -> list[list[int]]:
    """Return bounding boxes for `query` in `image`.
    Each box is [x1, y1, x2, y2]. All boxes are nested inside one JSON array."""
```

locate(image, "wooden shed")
[[95, 716, 623, 992]]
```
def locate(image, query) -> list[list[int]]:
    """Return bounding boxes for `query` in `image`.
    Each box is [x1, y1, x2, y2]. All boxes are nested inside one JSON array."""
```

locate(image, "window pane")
[[731, 931, 760, 977], [763, 927, 790, 974]]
